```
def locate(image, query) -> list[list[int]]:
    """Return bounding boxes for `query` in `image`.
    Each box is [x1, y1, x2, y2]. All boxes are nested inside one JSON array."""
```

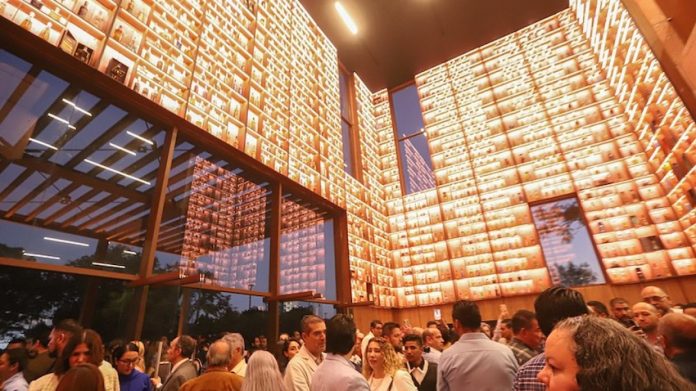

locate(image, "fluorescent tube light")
[[126, 131, 154, 145], [84, 159, 151, 185], [44, 236, 90, 247], [29, 138, 58, 150], [91, 262, 126, 269], [109, 142, 137, 156], [23, 251, 61, 260], [123, 250, 137, 255], [335, 2, 358, 35], [48, 113, 76, 129], [62, 99, 92, 116]]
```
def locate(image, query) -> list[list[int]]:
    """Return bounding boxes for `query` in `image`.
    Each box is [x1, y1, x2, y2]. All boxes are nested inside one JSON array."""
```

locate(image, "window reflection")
[[280, 194, 336, 300]]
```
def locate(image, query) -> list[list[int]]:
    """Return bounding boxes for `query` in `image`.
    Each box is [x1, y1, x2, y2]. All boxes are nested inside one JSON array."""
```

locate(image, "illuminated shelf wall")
[[4, 0, 696, 308]]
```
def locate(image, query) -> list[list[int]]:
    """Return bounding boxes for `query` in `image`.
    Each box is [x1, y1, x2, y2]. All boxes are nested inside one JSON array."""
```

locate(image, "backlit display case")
[[5, 0, 695, 308]]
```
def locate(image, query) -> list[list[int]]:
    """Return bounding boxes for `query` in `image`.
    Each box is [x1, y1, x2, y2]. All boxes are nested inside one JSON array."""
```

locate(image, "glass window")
[[339, 68, 359, 178], [391, 84, 436, 194], [530, 197, 606, 286], [280, 193, 336, 301], [152, 134, 272, 292], [0, 49, 162, 274]]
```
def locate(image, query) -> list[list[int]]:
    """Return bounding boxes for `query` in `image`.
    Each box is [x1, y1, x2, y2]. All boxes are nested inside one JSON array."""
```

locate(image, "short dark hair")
[[587, 301, 609, 316], [301, 315, 324, 334], [452, 300, 481, 329], [8, 337, 26, 347], [609, 297, 629, 308], [501, 319, 512, 328], [382, 322, 401, 338], [426, 321, 438, 328], [110, 342, 139, 364], [402, 334, 423, 346], [326, 314, 356, 355], [511, 310, 537, 334], [2, 348, 27, 372], [370, 320, 383, 329], [53, 319, 83, 338], [535, 287, 588, 336], [177, 335, 197, 358], [29, 323, 52, 348]]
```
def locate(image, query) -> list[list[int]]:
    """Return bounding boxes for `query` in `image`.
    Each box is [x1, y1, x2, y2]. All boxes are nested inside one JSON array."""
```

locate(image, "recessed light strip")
[[126, 131, 154, 145], [23, 251, 61, 260], [28, 138, 58, 150], [84, 159, 151, 185], [335, 2, 358, 35], [47, 113, 76, 130], [91, 262, 126, 269], [109, 142, 137, 156], [44, 236, 90, 247], [123, 250, 137, 255], [62, 99, 92, 116]]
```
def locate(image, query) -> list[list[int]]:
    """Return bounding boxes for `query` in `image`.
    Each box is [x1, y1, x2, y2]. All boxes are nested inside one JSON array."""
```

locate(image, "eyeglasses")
[[117, 359, 138, 366]]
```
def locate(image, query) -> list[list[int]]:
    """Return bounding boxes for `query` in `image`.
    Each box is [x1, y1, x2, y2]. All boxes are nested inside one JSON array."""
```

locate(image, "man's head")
[[586, 301, 609, 318], [657, 313, 696, 358], [535, 287, 588, 336], [0, 349, 27, 383], [325, 314, 356, 356], [355, 332, 364, 358], [500, 319, 513, 340], [222, 333, 245, 366], [382, 322, 403, 351], [167, 335, 196, 364], [48, 319, 82, 358], [207, 340, 232, 369], [6, 338, 26, 350], [279, 333, 289, 342], [370, 320, 384, 337], [301, 315, 326, 357], [609, 298, 632, 321], [402, 334, 424, 367], [426, 321, 438, 329], [641, 286, 673, 315], [421, 327, 444, 351], [452, 300, 481, 335], [29, 323, 51, 352], [512, 310, 543, 351], [632, 302, 661, 332]]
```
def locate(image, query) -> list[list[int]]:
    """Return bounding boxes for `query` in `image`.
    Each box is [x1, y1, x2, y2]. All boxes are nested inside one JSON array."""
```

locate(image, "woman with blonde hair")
[[241, 351, 287, 391], [363, 337, 416, 391], [129, 340, 146, 372]]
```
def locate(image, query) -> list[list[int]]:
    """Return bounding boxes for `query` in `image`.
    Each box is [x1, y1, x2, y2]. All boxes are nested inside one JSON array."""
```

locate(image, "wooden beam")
[[0, 256, 137, 280], [13, 157, 150, 204], [267, 182, 282, 343], [264, 291, 317, 303], [132, 127, 177, 339], [333, 209, 351, 309], [0, 65, 41, 125]]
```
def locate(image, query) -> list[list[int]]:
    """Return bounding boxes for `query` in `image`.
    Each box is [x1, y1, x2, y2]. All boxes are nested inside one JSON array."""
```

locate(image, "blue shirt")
[[118, 369, 152, 391], [310, 354, 369, 391], [437, 333, 518, 391]]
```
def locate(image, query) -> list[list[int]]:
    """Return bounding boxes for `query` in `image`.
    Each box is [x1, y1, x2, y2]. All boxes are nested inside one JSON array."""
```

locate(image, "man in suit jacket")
[[403, 334, 437, 391], [311, 314, 369, 391], [180, 340, 243, 391], [152, 335, 198, 391]]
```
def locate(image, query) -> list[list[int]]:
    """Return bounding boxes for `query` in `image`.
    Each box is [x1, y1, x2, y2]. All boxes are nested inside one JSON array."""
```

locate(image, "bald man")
[[633, 302, 662, 350], [641, 286, 674, 316], [180, 340, 243, 391], [658, 313, 696, 383]]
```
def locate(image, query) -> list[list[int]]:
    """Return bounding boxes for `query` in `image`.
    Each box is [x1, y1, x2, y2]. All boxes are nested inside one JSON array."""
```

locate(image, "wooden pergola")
[[0, 18, 352, 341]]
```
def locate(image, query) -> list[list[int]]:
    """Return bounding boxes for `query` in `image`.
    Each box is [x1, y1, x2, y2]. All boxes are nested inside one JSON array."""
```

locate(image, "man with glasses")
[[641, 286, 676, 316]]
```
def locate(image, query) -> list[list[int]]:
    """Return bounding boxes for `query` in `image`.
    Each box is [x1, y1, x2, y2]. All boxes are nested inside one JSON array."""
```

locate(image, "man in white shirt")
[[360, 320, 383, 358], [285, 315, 327, 391], [403, 334, 437, 391], [422, 328, 444, 364], [223, 333, 247, 377]]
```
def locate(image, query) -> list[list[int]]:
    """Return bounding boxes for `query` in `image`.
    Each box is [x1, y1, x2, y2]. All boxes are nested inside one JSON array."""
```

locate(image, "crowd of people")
[[1, 284, 695, 391]]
